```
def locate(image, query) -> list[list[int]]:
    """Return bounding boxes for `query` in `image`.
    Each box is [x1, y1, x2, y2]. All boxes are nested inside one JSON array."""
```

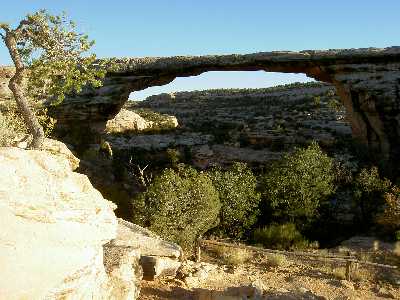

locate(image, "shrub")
[[261, 141, 336, 224], [131, 165, 221, 249], [252, 223, 310, 250], [266, 254, 287, 268], [166, 148, 181, 168], [353, 167, 391, 226], [0, 101, 56, 147], [376, 186, 400, 238], [331, 267, 346, 280], [0, 103, 27, 146], [208, 162, 261, 238], [213, 245, 252, 266]]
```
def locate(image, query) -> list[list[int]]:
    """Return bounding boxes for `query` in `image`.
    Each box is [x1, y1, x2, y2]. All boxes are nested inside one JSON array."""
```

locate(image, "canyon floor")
[[139, 262, 399, 300], [139, 244, 400, 300]]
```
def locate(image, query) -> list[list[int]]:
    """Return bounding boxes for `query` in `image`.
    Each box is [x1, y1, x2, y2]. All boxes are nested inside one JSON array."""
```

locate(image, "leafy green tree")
[[132, 165, 221, 248], [252, 223, 311, 250], [208, 162, 261, 238], [0, 10, 106, 148], [376, 186, 400, 238], [261, 142, 335, 225], [353, 166, 391, 226]]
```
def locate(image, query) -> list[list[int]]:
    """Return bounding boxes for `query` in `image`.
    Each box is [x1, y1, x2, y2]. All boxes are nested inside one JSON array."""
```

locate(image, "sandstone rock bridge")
[[52, 47, 400, 171]]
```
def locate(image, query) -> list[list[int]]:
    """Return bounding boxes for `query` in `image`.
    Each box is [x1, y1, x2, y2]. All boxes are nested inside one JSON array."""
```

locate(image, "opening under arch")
[[130, 71, 315, 101]]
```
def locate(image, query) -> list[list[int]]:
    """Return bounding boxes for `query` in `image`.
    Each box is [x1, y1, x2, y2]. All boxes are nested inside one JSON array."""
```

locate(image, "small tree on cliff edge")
[[0, 10, 106, 149]]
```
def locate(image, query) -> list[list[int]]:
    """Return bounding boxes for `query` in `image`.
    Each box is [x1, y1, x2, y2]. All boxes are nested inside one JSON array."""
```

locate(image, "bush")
[[252, 223, 310, 250], [376, 186, 400, 238], [353, 167, 391, 226], [0, 103, 27, 146], [208, 162, 261, 238], [266, 253, 287, 268], [131, 165, 221, 249], [261, 141, 335, 224], [0, 102, 55, 147], [213, 245, 252, 266]]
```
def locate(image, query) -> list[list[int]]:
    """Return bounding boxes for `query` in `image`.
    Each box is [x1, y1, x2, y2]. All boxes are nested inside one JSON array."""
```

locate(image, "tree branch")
[[15, 19, 30, 34]]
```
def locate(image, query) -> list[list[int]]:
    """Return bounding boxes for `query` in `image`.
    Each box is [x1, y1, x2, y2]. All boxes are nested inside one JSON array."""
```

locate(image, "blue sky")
[[1, 1, 400, 99]]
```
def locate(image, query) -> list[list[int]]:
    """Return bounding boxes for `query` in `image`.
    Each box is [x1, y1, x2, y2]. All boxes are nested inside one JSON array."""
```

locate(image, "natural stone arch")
[[50, 47, 400, 172]]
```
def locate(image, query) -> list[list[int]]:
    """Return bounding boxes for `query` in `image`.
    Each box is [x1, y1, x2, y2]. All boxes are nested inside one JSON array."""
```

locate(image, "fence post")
[[345, 261, 352, 281]]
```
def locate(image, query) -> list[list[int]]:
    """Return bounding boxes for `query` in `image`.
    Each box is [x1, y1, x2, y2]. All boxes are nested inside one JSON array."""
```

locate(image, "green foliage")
[[35, 107, 56, 137], [0, 101, 56, 146], [252, 223, 311, 250], [313, 96, 321, 109], [166, 148, 181, 168], [208, 162, 261, 238], [0, 102, 27, 146], [376, 186, 400, 237], [353, 167, 391, 225], [261, 142, 336, 224], [131, 165, 221, 248], [327, 97, 343, 113], [8, 10, 107, 105]]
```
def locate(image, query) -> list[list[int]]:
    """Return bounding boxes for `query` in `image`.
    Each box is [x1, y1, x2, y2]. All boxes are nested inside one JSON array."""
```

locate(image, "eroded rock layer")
[[2, 47, 400, 169], [48, 47, 400, 170]]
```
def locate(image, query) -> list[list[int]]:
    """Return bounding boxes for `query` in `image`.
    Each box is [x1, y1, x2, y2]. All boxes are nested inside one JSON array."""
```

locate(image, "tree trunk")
[[3, 30, 44, 149]]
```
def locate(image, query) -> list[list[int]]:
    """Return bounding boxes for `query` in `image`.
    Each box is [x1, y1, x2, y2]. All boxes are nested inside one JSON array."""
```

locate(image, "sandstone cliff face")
[[0, 142, 141, 299]]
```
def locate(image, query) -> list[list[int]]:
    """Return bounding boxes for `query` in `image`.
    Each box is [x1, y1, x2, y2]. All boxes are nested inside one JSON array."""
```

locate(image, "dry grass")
[[213, 245, 252, 266], [327, 265, 372, 282], [331, 267, 346, 280], [266, 253, 287, 268]]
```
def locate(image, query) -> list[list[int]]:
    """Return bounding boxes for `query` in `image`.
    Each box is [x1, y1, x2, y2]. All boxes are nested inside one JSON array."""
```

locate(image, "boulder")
[[109, 219, 183, 280], [105, 108, 152, 133], [0, 146, 141, 299]]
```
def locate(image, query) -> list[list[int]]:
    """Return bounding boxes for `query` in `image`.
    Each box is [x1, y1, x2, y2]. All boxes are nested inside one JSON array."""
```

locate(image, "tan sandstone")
[[0, 145, 140, 299]]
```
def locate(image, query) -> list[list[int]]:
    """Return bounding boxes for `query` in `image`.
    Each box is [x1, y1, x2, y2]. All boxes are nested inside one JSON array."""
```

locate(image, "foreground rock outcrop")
[[0, 143, 141, 299], [112, 219, 182, 281], [39, 47, 400, 173]]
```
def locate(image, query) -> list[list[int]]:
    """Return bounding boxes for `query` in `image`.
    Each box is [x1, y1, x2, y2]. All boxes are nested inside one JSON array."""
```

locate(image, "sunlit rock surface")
[[0, 144, 141, 299]]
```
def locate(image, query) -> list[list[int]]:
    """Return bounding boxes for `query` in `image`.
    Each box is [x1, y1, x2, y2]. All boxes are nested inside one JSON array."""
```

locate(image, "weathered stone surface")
[[110, 218, 182, 258], [0, 147, 141, 299], [43, 47, 400, 172], [13, 137, 80, 170], [109, 219, 182, 281], [140, 255, 181, 280], [105, 108, 152, 133], [103, 243, 142, 300], [107, 132, 213, 151]]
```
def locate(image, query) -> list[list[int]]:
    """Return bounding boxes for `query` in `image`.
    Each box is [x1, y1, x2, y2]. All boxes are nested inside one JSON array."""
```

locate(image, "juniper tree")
[[0, 10, 106, 148]]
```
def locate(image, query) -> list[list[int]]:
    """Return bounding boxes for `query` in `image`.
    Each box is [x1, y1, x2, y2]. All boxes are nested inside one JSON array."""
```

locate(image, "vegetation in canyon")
[[0, 10, 105, 148]]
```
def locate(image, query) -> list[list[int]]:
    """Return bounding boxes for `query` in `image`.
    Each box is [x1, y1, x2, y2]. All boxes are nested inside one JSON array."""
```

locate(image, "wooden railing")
[[196, 239, 398, 281]]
